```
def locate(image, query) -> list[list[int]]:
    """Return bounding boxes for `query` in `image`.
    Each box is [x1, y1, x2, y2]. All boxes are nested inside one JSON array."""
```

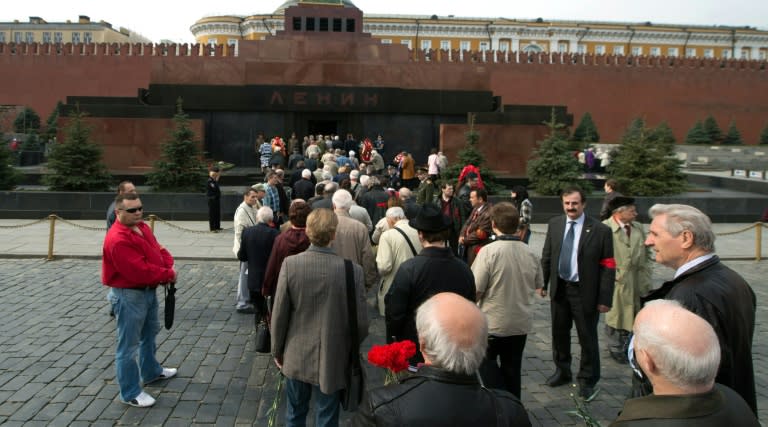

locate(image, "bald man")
[[353, 293, 531, 426], [610, 300, 759, 427]]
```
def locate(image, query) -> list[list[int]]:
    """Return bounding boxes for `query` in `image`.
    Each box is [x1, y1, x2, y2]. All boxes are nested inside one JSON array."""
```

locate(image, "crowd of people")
[[99, 146, 758, 426]]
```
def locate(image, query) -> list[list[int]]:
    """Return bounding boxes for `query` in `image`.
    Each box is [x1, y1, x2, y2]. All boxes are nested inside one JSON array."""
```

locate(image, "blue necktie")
[[559, 221, 576, 280]]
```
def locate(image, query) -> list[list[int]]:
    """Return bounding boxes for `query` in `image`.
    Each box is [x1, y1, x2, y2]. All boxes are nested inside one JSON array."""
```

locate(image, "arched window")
[[522, 44, 543, 53]]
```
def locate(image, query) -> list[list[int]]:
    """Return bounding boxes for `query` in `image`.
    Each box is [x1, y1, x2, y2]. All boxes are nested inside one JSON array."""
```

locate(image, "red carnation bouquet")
[[367, 340, 417, 385]]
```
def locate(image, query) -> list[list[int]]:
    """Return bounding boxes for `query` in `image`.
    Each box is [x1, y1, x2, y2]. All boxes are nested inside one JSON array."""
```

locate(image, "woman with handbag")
[[271, 208, 369, 427]]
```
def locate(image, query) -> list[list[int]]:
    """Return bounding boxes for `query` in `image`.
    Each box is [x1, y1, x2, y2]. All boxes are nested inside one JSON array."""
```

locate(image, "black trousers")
[[208, 197, 221, 230], [479, 334, 527, 399], [551, 281, 600, 387]]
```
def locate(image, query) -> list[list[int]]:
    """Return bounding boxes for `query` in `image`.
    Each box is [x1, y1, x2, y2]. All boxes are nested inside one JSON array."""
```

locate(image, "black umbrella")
[[164, 283, 176, 330]]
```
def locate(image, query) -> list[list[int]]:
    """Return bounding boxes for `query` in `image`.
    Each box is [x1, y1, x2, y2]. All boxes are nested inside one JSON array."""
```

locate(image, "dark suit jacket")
[[237, 223, 279, 295], [541, 214, 615, 312], [642, 256, 757, 414]]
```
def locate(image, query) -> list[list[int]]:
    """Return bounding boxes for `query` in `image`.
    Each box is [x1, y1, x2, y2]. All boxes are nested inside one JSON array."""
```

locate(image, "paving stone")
[[0, 258, 765, 425]]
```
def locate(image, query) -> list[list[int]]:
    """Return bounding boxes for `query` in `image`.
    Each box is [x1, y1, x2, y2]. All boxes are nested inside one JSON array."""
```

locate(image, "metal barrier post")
[[47, 214, 57, 261], [149, 215, 157, 233], [756, 223, 762, 262]]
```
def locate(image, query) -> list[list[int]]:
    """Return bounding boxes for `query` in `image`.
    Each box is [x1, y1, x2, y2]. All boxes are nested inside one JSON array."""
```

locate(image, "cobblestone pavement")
[[0, 259, 765, 426]]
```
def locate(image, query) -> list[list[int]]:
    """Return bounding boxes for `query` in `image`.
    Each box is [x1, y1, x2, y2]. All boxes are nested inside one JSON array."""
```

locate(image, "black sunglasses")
[[120, 206, 143, 213]]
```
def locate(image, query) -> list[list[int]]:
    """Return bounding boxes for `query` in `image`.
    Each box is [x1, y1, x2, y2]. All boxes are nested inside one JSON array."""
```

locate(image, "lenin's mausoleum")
[[1, 0, 767, 175]]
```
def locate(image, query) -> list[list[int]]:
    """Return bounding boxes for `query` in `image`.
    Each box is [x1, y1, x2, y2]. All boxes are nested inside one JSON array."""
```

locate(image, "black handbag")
[[340, 259, 364, 412], [164, 283, 176, 330], [254, 319, 271, 353]]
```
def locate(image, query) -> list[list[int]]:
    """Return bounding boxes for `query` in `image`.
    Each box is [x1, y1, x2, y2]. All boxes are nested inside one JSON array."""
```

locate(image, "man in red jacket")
[[102, 193, 178, 408]]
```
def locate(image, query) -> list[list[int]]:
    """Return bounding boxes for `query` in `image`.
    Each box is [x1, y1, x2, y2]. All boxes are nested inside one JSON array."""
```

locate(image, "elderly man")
[[250, 183, 266, 209], [292, 169, 315, 201], [540, 186, 615, 400], [473, 202, 543, 399], [375, 207, 422, 316], [330, 189, 379, 290], [399, 187, 419, 220], [237, 207, 279, 319], [610, 300, 759, 426], [102, 193, 177, 407], [385, 205, 476, 364], [353, 293, 530, 426], [233, 188, 260, 314], [642, 203, 757, 414], [602, 196, 651, 364], [271, 208, 369, 427]]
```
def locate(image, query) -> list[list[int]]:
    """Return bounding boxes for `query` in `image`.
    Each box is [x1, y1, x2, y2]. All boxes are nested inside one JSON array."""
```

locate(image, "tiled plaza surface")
[[0, 256, 765, 426]]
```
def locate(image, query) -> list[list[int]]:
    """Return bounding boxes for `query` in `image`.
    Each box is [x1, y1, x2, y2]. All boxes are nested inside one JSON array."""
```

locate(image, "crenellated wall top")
[[0, 42, 765, 73]]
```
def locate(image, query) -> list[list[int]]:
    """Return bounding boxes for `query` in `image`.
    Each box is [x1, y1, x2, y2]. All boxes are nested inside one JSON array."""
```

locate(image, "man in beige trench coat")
[[602, 196, 651, 363]]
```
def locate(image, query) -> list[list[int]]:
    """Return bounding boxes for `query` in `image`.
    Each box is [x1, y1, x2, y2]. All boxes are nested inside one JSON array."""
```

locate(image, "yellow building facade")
[[0, 15, 152, 45], [191, 2, 768, 60]]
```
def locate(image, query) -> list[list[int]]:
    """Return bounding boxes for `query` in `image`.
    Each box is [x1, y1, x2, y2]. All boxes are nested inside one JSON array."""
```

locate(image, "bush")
[[760, 122, 768, 145], [43, 106, 112, 191], [13, 107, 41, 133], [685, 121, 710, 145], [702, 115, 722, 144], [571, 112, 600, 147], [0, 138, 21, 190], [721, 121, 743, 145], [146, 98, 207, 192], [607, 118, 686, 196], [527, 110, 591, 196], [442, 115, 500, 194]]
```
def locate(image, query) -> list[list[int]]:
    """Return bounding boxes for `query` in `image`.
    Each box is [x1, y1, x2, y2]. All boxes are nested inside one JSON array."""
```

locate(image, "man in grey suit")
[[330, 189, 379, 290], [539, 186, 615, 400], [271, 208, 369, 427]]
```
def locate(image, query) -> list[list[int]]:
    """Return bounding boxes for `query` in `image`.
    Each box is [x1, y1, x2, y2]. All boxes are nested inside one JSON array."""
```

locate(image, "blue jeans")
[[108, 287, 163, 401], [284, 377, 341, 427]]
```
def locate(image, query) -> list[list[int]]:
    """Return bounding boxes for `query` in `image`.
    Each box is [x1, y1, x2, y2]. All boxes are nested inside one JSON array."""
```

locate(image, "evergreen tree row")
[[686, 115, 744, 145], [527, 112, 686, 196]]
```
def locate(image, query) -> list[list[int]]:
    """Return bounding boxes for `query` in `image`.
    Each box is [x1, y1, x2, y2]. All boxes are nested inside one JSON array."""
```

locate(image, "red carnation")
[[367, 340, 417, 385]]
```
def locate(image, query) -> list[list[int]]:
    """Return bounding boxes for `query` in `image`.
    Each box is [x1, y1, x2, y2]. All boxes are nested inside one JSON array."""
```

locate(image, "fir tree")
[[648, 121, 676, 145], [685, 121, 710, 145], [571, 112, 600, 146], [527, 109, 591, 196], [0, 138, 21, 190], [624, 117, 647, 141], [146, 98, 207, 192], [44, 101, 64, 142], [43, 106, 112, 191], [607, 119, 686, 196], [702, 115, 721, 144], [721, 121, 743, 145], [760, 122, 768, 145], [442, 114, 498, 193], [13, 107, 41, 133]]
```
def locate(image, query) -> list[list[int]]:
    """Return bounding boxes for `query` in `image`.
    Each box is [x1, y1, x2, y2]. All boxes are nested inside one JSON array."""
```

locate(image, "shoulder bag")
[[340, 259, 364, 411]]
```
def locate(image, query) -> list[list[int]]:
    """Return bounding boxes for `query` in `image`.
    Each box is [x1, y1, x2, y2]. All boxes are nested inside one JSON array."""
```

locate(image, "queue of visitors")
[[101, 136, 757, 426]]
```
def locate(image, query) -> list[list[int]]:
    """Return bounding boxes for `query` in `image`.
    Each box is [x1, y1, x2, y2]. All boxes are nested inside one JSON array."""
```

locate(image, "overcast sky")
[[2, 0, 766, 43]]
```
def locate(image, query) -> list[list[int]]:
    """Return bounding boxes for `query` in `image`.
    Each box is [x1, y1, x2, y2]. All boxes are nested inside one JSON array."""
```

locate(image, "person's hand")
[[597, 304, 610, 313], [274, 357, 283, 370], [536, 288, 547, 298], [458, 236, 465, 244]]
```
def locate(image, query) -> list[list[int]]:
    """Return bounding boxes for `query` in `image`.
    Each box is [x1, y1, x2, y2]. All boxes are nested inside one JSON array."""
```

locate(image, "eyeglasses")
[[627, 335, 643, 379], [119, 206, 143, 213]]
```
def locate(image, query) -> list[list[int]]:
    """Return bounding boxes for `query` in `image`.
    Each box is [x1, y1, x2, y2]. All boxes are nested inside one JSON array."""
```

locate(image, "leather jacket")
[[351, 366, 531, 426]]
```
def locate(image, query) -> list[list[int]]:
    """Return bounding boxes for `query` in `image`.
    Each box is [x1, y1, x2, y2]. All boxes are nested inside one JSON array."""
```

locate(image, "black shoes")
[[546, 369, 572, 387], [578, 383, 600, 401]]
